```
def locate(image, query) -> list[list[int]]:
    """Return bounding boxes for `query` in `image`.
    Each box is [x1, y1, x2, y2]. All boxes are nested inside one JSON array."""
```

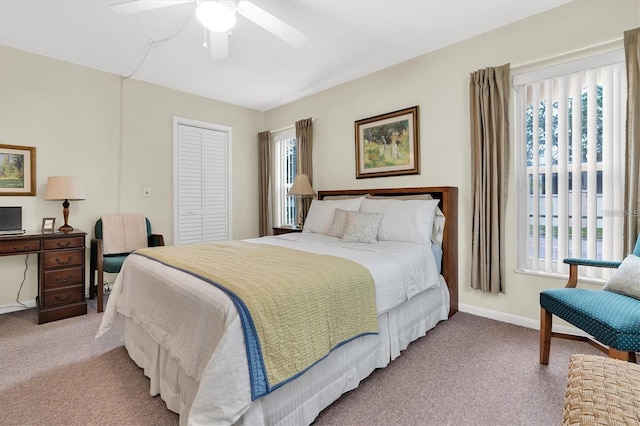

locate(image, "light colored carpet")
[[315, 312, 604, 426], [1, 302, 605, 425]]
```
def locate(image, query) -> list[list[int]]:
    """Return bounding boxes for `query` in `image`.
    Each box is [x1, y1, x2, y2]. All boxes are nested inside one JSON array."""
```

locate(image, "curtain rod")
[[269, 118, 316, 134], [511, 37, 623, 71], [270, 124, 294, 134]]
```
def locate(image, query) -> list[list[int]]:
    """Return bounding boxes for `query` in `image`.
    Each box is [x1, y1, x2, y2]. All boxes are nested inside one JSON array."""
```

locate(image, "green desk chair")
[[89, 215, 164, 313]]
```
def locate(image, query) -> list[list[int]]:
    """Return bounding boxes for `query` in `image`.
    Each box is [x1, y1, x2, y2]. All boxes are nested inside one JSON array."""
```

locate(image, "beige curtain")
[[258, 131, 272, 237], [295, 118, 314, 221], [624, 28, 640, 253], [470, 63, 510, 293]]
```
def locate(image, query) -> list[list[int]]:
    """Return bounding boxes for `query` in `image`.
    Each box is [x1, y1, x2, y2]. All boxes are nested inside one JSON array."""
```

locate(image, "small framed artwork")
[[355, 106, 420, 179], [41, 217, 56, 234], [0, 144, 37, 196]]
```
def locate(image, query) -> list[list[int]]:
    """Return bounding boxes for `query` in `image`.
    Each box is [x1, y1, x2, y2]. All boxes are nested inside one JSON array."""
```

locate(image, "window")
[[271, 129, 297, 227], [514, 50, 626, 280]]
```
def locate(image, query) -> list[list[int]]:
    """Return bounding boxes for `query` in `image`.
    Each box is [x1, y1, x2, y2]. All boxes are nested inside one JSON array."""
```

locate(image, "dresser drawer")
[[42, 249, 84, 269], [0, 239, 41, 255], [43, 267, 83, 289], [42, 285, 84, 308], [43, 236, 85, 251]]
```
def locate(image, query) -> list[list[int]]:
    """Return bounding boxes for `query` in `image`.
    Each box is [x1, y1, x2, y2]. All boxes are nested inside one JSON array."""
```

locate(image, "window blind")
[[515, 53, 626, 279], [271, 129, 297, 227]]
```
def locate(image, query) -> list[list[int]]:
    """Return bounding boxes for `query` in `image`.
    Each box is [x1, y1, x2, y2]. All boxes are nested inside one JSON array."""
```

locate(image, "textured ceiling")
[[0, 0, 570, 111]]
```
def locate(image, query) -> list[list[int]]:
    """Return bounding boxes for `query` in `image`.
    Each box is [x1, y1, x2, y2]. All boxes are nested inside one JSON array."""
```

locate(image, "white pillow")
[[367, 194, 446, 246], [424, 195, 446, 247], [603, 254, 640, 300], [303, 197, 364, 234], [340, 211, 383, 244], [359, 198, 439, 245], [432, 210, 446, 247]]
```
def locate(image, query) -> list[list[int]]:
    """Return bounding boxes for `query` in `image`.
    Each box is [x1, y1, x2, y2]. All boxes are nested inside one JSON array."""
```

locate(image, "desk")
[[0, 230, 87, 323]]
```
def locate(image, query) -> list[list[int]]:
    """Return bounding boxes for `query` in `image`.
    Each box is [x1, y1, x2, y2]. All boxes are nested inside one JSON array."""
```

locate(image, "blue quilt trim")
[[132, 252, 377, 400]]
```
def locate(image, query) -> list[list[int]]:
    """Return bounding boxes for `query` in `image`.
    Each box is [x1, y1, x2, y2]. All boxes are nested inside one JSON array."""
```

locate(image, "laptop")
[[0, 206, 26, 235]]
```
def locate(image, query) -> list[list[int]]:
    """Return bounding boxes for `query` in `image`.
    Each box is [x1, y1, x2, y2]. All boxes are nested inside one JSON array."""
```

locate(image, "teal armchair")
[[539, 234, 640, 364], [89, 216, 164, 313]]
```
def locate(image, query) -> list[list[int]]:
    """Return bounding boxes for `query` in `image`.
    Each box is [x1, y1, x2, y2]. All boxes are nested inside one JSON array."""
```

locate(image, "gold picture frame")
[[355, 106, 420, 179], [41, 217, 56, 234], [0, 144, 37, 196]]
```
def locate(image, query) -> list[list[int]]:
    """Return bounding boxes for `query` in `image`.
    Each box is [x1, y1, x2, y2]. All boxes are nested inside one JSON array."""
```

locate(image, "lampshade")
[[196, 0, 237, 32], [45, 176, 86, 201], [288, 174, 315, 198], [45, 176, 85, 232]]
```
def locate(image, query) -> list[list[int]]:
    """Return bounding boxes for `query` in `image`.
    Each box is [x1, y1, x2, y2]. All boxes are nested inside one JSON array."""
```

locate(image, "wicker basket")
[[563, 354, 640, 425]]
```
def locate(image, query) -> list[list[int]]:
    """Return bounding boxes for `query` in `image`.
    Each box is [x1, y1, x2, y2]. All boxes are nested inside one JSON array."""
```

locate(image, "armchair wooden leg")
[[608, 348, 637, 363], [89, 267, 96, 300], [97, 267, 104, 313], [540, 307, 552, 365]]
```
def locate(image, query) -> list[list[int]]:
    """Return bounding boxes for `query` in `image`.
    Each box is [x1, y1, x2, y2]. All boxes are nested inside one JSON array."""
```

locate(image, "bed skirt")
[[121, 277, 450, 425]]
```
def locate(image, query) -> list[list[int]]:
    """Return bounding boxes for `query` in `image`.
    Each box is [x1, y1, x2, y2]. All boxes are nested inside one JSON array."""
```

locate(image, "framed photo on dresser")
[[41, 217, 55, 234]]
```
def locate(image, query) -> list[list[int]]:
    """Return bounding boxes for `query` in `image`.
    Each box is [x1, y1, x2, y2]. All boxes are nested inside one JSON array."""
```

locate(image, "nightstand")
[[272, 226, 303, 235]]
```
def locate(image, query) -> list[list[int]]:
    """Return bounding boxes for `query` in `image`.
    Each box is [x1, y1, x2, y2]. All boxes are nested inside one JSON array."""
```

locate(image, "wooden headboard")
[[317, 186, 458, 317]]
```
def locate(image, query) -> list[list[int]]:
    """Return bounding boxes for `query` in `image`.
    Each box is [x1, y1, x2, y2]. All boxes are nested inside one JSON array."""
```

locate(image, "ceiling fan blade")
[[209, 30, 229, 59], [237, 1, 306, 48], [110, 0, 192, 15]]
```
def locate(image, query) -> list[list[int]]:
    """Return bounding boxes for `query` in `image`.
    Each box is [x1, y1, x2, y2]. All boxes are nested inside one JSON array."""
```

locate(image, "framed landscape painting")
[[0, 144, 36, 196], [355, 106, 420, 179]]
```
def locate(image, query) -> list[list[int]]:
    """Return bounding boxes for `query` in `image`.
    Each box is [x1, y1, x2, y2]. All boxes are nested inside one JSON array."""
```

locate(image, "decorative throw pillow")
[[340, 211, 383, 244], [603, 254, 640, 300], [327, 209, 349, 237]]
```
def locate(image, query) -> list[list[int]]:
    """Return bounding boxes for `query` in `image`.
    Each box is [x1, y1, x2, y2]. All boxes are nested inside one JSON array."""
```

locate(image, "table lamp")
[[45, 176, 86, 232], [288, 173, 315, 228]]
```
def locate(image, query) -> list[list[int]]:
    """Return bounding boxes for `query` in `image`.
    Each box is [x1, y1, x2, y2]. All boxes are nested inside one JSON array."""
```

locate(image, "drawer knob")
[[56, 241, 71, 248], [54, 292, 73, 302], [55, 256, 73, 265], [55, 275, 73, 284], [13, 245, 30, 251]]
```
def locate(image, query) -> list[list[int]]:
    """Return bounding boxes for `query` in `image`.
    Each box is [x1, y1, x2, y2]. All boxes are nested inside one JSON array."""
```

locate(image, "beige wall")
[[0, 46, 263, 307], [264, 0, 640, 326], [1, 0, 638, 322]]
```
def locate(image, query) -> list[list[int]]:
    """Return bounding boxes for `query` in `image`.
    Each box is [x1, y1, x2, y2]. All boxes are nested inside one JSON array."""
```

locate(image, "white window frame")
[[271, 128, 297, 227], [513, 49, 626, 282]]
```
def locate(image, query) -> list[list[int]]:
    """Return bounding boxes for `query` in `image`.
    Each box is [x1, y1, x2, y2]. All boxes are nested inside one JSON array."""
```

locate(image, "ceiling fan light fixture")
[[196, 0, 237, 32]]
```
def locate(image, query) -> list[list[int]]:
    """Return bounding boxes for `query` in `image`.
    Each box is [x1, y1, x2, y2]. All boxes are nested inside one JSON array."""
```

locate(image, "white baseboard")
[[0, 299, 37, 315], [459, 303, 590, 338]]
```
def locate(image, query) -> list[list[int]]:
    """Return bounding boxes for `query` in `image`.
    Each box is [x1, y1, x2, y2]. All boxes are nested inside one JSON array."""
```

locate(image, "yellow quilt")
[[134, 240, 378, 399]]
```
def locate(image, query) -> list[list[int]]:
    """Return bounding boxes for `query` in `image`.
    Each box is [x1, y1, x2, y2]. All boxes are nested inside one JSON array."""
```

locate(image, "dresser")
[[0, 230, 87, 323]]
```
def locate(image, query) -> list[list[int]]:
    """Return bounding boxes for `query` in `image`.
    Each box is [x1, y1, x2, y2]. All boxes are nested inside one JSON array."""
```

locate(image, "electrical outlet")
[[143, 186, 151, 198]]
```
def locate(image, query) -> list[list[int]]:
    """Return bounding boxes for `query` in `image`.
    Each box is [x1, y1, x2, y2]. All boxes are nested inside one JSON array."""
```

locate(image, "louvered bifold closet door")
[[176, 124, 229, 245]]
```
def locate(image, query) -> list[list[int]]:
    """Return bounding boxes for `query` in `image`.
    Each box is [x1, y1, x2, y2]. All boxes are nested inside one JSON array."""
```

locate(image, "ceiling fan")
[[110, 0, 307, 59]]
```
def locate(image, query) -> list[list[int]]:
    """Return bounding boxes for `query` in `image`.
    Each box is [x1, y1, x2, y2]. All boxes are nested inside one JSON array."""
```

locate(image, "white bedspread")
[[249, 233, 441, 313], [96, 234, 441, 424]]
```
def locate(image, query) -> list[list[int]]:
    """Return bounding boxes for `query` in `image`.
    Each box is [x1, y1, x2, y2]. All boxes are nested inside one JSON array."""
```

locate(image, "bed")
[[96, 186, 458, 425]]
